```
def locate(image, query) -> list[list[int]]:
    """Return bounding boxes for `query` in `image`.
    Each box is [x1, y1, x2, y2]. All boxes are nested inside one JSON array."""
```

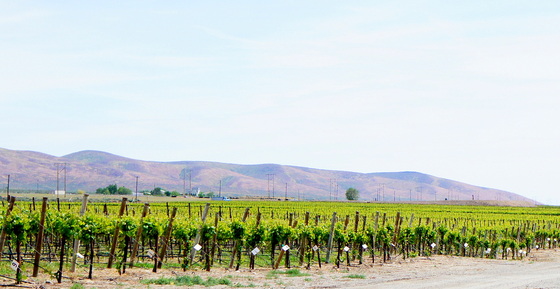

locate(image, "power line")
[[266, 174, 275, 198]]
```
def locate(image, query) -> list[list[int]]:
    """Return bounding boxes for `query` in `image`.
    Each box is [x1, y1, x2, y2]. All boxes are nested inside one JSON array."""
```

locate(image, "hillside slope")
[[0, 148, 533, 202]]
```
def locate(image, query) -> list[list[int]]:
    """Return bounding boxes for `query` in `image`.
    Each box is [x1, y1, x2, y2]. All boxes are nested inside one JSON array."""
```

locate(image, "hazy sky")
[[1, 1, 559, 204]]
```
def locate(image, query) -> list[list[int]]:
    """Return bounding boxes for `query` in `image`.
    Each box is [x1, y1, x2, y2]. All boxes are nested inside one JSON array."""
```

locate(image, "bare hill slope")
[[0, 148, 533, 202]]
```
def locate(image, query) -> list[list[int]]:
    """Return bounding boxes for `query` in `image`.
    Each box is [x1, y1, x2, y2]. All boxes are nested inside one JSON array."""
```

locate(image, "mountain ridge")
[[0, 147, 534, 202]]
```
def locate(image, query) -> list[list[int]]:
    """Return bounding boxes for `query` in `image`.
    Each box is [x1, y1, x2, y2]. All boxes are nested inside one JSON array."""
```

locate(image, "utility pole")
[[182, 168, 186, 196], [329, 179, 332, 201], [285, 182, 288, 200], [219, 180, 222, 197], [55, 163, 66, 195], [64, 163, 67, 196], [416, 186, 423, 201], [135, 176, 139, 201], [6, 174, 10, 199], [266, 174, 274, 198], [56, 165, 59, 194], [335, 180, 338, 200]]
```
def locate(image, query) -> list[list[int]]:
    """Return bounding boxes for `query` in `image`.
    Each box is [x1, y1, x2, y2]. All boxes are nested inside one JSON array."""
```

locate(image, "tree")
[[151, 187, 165, 196], [346, 187, 359, 200], [117, 186, 132, 195], [198, 191, 215, 198], [95, 184, 132, 195]]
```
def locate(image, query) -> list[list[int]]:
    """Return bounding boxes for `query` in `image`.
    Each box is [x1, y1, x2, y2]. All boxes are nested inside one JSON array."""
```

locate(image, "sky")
[[1, 1, 559, 204]]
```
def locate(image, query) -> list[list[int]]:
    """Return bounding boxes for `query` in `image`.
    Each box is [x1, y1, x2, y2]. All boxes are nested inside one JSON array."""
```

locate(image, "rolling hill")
[[0, 147, 534, 203]]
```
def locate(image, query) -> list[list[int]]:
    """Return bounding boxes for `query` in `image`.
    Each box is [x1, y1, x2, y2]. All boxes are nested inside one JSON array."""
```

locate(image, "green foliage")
[[141, 275, 232, 286], [201, 224, 217, 242], [142, 216, 164, 239], [119, 216, 138, 237], [346, 274, 366, 279], [345, 187, 359, 200], [5, 213, 30, 242], [151, 187, 165, 196], [198, 191, 215, 198], [50, 212, 80, 239], [1, 198, 558, 275], [230, 221, 245, 240], [79, 215, 103, 243], [267, 269, 310, 277], [166, 190, 181, 197], [95, 184, 132, 195], [70, 283, 85, 289]]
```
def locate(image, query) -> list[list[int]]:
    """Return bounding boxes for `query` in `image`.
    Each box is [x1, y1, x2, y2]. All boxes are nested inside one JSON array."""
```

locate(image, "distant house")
[[211, 196, 231, 201], [53, 190, 66, 195]]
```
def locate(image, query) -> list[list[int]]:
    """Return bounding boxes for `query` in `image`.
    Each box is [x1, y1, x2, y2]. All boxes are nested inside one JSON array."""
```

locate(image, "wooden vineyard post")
[[325, 212, 337, 264], [352, 211, 359, 264], [372, 211, 379, 263], [249, 212, 262, 270], [391, 212, 401, 256], [71, 194, 89, 272], [130, 203, 150, 267], [157, 207, 177, 268], [0, 196, 16, 260], [15, 226, 22, 284], [343, 215, 350, 231], [107, 198, 128, 268], [273, 245, 286, 269], [32, 197, 48, 277], [229, 207, 250, 269], [189, 203, 211, 265], [299, 211, 310, 266], [284, 214, 297, 269], [208, 211, 220, 271]]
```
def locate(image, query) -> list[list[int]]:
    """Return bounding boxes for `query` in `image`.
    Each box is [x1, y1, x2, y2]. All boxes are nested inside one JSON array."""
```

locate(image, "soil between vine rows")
[[10, 248, 560, 289]]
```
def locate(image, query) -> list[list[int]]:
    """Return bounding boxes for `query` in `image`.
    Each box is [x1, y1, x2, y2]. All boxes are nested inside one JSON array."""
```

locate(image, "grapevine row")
[[1, 195, 559, 285]]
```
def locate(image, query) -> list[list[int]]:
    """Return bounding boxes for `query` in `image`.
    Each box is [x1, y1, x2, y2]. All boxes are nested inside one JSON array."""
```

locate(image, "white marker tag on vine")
[[11, 260, 19, 271], [362, 244, 368, 249], [312, 245, 319, 251], [76, 253, 84, 259], [431, 243, 436, 249], [251, 247, 260, 255], [194, 244, 202, 251], [343, 246, 350, 252], [282, 245, 290, 251], [147, 249, 155, 258]]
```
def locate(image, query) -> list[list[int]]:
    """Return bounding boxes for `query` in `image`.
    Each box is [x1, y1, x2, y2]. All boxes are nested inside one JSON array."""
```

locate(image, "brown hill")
[[0, 148, 534, 202]]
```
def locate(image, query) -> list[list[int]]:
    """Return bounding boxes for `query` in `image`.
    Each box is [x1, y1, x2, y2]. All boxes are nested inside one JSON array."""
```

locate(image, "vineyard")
[[1, 194, 560, 286]]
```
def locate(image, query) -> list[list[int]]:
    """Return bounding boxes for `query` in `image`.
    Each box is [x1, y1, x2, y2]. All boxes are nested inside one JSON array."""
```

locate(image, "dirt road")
[[26, 248, 560, 288]]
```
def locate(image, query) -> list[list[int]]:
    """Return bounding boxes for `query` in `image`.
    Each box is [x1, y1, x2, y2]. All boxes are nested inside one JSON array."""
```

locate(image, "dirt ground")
[[10, 248, 560, 289]]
